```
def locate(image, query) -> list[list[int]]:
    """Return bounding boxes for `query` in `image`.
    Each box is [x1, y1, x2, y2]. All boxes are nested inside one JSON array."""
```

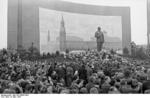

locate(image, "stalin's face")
[[98, 27, 101, 31]]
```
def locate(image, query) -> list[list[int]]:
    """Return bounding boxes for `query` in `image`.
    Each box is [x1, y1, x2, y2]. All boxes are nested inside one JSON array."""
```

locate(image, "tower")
[[59, 15, 66, 51], [48, 30, 50, 42], [147, 0, 150, 50], [17, 0, 23, 50]]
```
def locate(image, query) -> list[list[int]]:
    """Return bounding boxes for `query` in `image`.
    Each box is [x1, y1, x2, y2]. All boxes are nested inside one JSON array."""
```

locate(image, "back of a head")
[[90, 87, 98, 94], [60, 89, 70, 94], [108, 87, 120, 94], [144, 89, 150, 94], [97, 27, 101, 31], [3, 89, 16, 94], [88, 76, 95, 83], [80, 87, 88, 94]]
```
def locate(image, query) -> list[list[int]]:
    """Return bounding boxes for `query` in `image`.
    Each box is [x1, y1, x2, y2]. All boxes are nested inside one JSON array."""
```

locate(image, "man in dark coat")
[[78, 65, 88, 85], [142, 69, 150, 93], [95, 27, 104, 52], [66, 66, 74, 87], [56, 65, 66, 80]]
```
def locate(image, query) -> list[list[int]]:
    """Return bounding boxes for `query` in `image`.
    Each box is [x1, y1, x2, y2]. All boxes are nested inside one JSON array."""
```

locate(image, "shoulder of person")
[[95, 31, 98, 34]]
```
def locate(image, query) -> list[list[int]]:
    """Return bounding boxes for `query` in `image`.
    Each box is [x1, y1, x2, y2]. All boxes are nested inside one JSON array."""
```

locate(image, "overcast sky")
[[0, 0, 7, 49], [0, 0, 147, 49]]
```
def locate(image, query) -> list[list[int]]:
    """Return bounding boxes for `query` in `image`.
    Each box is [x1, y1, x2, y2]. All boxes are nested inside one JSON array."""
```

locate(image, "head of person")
[[88, 76, 96, 83], [108, 87, 120, 94], [3, 89, 16, 94], [131, 79, 138, 87], [120, 79, 126, 85], [70, 88, 79, 94], [80, 87, 88, 94], [47, 86, 53, 93], [40, 86, 47, 93], [124, 69, 131, 78], [90, 87, 99, 94], [25, 83, 34, 93], [144, 89, 150, 94], [97, 27, 101, 31], [60, 89, 70, 94]]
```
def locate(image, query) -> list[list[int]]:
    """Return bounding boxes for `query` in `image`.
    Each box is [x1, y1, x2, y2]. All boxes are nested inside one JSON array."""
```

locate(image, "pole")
[[17, 0, 22, 50], [147, 0, 150, 55]]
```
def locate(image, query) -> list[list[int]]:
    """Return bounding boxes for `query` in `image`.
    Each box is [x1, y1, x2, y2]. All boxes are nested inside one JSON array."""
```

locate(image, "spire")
[[61, 15, 65, 26], [17, 0, 23, 50], [48, 30, 50, 42], [59, 14, 66, 51], [60, 14, 65, 33], [147, 0, 150, 50]]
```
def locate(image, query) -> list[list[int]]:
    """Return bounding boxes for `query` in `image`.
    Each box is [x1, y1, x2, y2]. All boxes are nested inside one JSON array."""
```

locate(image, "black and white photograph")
[[0, 0, 150, 96]]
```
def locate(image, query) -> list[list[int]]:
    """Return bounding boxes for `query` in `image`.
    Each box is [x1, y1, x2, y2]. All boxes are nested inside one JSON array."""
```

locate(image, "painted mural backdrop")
[[39, 8, 122, 53]]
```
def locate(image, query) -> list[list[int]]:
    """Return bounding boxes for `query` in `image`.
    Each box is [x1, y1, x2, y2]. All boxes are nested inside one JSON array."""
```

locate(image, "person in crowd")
[[0, 48, 150, 94], [142, 69, 150, 93]]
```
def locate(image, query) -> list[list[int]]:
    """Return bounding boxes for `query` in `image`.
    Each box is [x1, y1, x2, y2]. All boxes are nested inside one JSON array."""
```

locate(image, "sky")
[[0, 0, 147, 49], [0, 0, 7, 49]]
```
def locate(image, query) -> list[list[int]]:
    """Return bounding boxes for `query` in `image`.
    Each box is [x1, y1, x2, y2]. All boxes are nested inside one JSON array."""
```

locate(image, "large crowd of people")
[[0, 49, 150, 94]]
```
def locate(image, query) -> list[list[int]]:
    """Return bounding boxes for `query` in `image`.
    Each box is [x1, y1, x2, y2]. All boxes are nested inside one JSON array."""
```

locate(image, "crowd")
[[0, 49, 150, 94]]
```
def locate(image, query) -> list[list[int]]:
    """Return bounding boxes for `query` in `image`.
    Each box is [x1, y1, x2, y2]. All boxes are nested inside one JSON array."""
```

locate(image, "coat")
[[95, 31, 104, 43]]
